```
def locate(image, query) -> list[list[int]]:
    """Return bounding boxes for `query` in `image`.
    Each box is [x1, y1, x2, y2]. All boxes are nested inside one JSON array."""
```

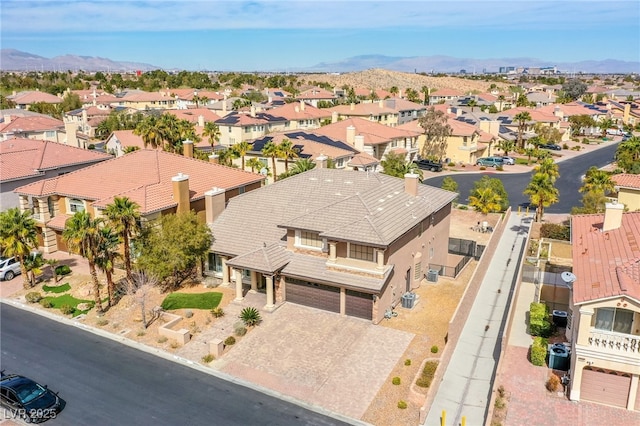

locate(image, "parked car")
[[540, 143, 562, 151], [0, 371, 61, 423], [413, 159, 443, 172], [500, 156, 515, 165], [475, 157, 504, 168], [0, 257, 21, 281]]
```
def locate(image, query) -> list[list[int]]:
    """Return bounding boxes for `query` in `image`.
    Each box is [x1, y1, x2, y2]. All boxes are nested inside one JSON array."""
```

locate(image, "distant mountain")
[[0, 49, 161, 72], [307, 54, 640, 74]]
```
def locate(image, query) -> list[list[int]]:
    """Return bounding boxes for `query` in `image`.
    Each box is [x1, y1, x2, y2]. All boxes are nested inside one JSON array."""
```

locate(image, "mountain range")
[[1, 49, 638, 74]]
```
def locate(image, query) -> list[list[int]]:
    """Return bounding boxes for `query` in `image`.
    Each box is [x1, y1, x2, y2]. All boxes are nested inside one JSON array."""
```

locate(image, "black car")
[[0, 371, 60, 423], [540, 143, 561, 151], [413, 159, 443, 172]]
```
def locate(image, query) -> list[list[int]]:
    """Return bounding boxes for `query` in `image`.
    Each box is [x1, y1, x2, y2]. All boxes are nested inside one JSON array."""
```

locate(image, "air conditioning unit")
[[426, 269, 439, 283]]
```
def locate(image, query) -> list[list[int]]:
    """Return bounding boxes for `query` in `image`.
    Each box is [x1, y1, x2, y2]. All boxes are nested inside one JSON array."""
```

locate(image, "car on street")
[[540, 143, 562, 151], [413, 159, 443, 172], [500, 156, 515, 165], [0, 257, 21, 281], [0, 371, 61, 423], [476, 157, 504, 168]]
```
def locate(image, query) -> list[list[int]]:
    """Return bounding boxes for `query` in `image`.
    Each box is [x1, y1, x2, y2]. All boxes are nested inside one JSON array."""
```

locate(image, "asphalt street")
[[424, 142, 620, 213], [0, 304, 351, 426]]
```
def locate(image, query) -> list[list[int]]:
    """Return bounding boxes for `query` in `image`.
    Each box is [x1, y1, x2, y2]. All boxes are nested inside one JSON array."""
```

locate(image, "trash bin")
[[548, 343, 570, 371], [552, 310, 568, 327]]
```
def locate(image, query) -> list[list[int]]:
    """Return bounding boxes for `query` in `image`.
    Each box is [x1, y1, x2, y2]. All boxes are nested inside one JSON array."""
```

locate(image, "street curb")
[[0, 298, 370, 426]]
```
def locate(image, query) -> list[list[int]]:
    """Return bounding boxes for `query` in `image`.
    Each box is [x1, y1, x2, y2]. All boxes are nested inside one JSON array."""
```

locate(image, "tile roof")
[[0, 116, 64, 133], [119, 91, 172, 102], [348, 152, 379, 167], [0, 138, 110, 182], [314, 117, 420, 146], [431, 89, 464, 97], [500, 107, 559, 123], [249, 131, 356, 160], [9, 91, 62, 104], [15, 149, 265, 215], [46, 214, 71, 231], [215, 111, 284, 126], [267, 102, 332, 120], [612, 174, 640, 190], [211, 168, 456, 257], [165, 108, 221, 123], [225, 243, 292, 274], [297, 87, 336, 100], [110, 130, 145, 149], [571, 211, 640, 304]]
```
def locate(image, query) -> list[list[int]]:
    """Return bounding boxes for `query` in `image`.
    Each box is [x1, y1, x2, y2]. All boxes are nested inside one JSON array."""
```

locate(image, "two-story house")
[[266, 101, 332, 130], [112, 90, 177, 110], [567, 205, 640, 410], [296, 87, 337, 107], [429, 89, 464, 105], [14, 147, 265, 253], [611, 174, 640, 212], [8, 90, 62, 110], [0, 115, 65, 142], [207, 166, 456, 323], [214, 109, 287, 147]]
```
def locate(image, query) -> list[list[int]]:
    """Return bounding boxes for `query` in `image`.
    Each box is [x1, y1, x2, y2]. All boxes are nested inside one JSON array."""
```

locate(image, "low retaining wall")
[[158, 312, 191, 345]]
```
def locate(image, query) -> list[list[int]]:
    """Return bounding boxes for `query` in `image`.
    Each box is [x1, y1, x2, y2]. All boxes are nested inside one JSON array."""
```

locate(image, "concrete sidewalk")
[[424, 213, 532, 426]]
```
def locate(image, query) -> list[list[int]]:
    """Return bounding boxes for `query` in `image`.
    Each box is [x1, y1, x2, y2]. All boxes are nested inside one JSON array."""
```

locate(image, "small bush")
[[26, 292, 42, 303], [136, 330, 146, 337], [239, 307, 261, 327], [430, 345, 439, 354], [546, 374, 561, 392], [562, 143, 569, 150], [96, 318, 109, 326], [497, 385, 506, 398], [111, 323, 120, 329], [448, 162, 455, 167], [169, 341, 179, 349], [55, 265, 71, 276], [234, 324, 247, 337], [582, 137, 590, 144], [157, 336, 168, 343], [88, 144, 95, 150], [224, 336, 236, 346], [496, 165, 504, 171], [416, 361, 438, 388], [60, 304, 75, 315], [202, 354, 214, 363], [404, 359, 411, 366], [479, 166, 486, 170], [189, 321, 200, 335], [397, 400, 407, 409], [392, 377, 401, 385], [211, 307, 225, 318], [529, 302, 553, 337], [540, 223, 570, 241], [184, 309, 194, 318], [39, 299, 53, 308], [530, 336, 548, 366], [494, 397, 506, 410], [457, 205, 469, 210]]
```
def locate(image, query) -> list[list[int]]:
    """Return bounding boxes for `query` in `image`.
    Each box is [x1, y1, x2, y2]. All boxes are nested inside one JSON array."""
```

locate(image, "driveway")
[[214, 303, 415, 419]]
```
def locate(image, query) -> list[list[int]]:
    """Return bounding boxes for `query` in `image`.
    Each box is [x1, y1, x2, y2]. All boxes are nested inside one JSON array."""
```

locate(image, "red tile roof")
[[431, 89, 464, 97], [14, 149, 265, 215], [10, 91, 62, 105], [165, 108, 221, 123], [267, 102, 331, 120], [612, 174, 640, 190], [297, 87, 336, 100], [110, 130, 146, 149], [0, 138, 110, 182], [314, 117, 420, 146], [571, 211, 640, 304], [0, 116, 64, 133]]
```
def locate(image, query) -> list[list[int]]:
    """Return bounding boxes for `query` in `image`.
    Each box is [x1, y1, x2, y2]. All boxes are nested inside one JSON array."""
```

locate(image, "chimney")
[[3, 115, 11, 124], [346, 125, 356, 145], [172, 173, 190, 213], [623, 104, 631, 123], [354, 135, 365, 152], [404, 173, 419, 197], [204, 187, 226, 224], [331, 111, 338, 123], [198, 115, 204, 127], [603, 202, 624, 231], [64, 121, 79, 147], [208, 154, 219, 164], [295, 106, 299, 113], [379, 100, 384, 108], [250, 106, 256, 117], [315, 154, 328, 169], [82, 109, 87, 123], [350, 103, 355, 111], [446, 107, 452, 115], [300, 100, 305, 111], [183, 139, 194, 158]]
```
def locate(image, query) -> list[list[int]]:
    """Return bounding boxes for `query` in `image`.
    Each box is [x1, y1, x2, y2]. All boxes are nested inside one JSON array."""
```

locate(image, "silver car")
[[0, 257, 21, 281], [501, 156, 515, 165]]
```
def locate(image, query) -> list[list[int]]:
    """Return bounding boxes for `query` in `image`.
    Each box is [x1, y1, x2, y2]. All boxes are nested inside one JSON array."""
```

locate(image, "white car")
[[0, 257, 21, 281], [501, 156, 515, 165]]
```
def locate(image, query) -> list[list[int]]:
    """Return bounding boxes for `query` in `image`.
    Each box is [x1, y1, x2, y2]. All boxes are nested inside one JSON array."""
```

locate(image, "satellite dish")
[[561, 271, 577, 284]]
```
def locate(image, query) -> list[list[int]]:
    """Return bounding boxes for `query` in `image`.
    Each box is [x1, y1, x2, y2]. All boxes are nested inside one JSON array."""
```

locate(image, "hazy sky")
[[2, 0, 639, 71]]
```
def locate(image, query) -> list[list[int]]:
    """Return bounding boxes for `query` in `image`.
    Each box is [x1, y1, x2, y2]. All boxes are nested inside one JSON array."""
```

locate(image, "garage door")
[[345, 289, 373, 320], [581, 367, 631, 408], [286, 278, 340, 313]]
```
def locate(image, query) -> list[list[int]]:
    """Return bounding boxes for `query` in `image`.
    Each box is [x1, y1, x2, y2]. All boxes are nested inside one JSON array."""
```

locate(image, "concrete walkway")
[[424, 213, 532, 426]]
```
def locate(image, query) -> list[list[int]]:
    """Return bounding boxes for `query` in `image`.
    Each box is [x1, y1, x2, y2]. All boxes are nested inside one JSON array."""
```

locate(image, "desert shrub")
[[494, 397, 506, 410], [111, 323, 120, 329], [546, 374, 561, 392], [55, 265, 71, 276], [59, 304, 75, 315], [224, 336, 236, 346], [496, 165, 504, 171], [562, 143, 569, 149], [582, 137, 590, 144], [430, 345, 439, 354], [234, 323, 247, 337], [211, 307, 225, 318], [397, 400, 407, 409], [529, 302, 553, 337], [136, 330, 146, 337], [479, 166, 486, 171], [189, 321, 200, 334], [540, 223, 570, 241], [25, 292, 42, 303], [157, 336, 168, 343], [497, 385, 506, 398], [88, 144, 95, 150], [530, 336, 548, 366], [239, 307, 261, 327], [404, 359, 412, 366], [416, 361, 438, 388], [169, 341, 179, 349], [448, 162, 455, 167], [96, 318, 109, 326], [39, 299, 53, 308], [457, 205, 469, 210], [392, 377, 401, 385], [184, 309, 194, 318], [202, 354, 215, 363]]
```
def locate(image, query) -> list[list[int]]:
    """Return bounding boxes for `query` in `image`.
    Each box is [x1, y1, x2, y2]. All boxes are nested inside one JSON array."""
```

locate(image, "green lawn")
[[161, 292, 223, 310], [43, 283, 71, 293], [43, 294, 94, 317]]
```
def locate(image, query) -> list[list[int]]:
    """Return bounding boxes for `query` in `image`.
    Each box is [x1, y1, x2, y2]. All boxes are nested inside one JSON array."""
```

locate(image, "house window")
[[45, 131, 56, 138], [238, 186, 245, 195], [68, 198, 85, 213], [207, 253, 223, 273], [245, 127, 251, 133], [335, 158, 344, 168], [390, 140, 397, 148], [228, 126, 232, 133], [594, 307, 633, 334], [349, 243, 374, 262], [297, 231, 323, 249]]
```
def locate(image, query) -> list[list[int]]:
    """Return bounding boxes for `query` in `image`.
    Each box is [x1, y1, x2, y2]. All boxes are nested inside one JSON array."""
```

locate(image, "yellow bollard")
[[526, 206, 530, 216], [462, 416, 466, 426], [441, 410, 446, 426], [517, 206, 521, 216]]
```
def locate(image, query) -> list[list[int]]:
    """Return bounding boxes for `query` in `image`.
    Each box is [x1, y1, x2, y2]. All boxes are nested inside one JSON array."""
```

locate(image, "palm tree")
[[0, 208, 38, 289], [278, 139, 299, 172], [134, 115, 163, 150], [421, 86, 430, 105], [262, 141, 280, 182], [524, 173, 559, 222], [598, 117, 615, 137], [497, 139, 515, 156], [497, 95, 506, 112], [231, 141, 251, 170], [63, 211, 104, 314], [23, 252, 44, 287], [289, 158, 316, 175], [103, 197, 140, 291], [534, 158, 560, 182], [468, 98, 478, 112], [95, 226, 121, 307], [246, 158, 264, 173], [469, 187, 503, 214], [203, 122, 221, 148], [217, 148, 238, 167], [579, 167, 614, 194], [514, 111, 532, 149]]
